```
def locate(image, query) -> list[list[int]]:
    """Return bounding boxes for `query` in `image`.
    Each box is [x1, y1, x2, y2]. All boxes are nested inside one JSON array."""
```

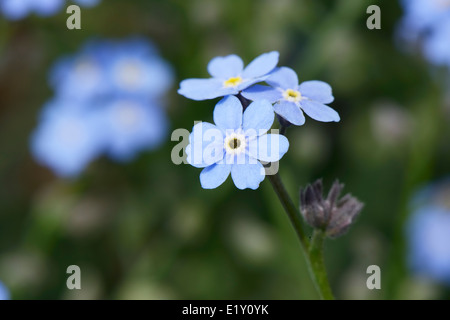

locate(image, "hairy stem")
[[268, 173, 308, 248], [268, 173, 334, 300], [308, 230, 334, 300]]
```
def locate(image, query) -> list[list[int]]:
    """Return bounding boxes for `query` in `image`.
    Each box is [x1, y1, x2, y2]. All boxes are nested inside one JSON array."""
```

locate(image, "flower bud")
[[299, 179, 363, 238]]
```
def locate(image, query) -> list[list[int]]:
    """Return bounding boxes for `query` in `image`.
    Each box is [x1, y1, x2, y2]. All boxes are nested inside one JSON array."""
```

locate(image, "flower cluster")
[[398, 0, 450, 66], [407, 179, 450, 285], [31, 38, 173, 177], [179, 52, 339, 190], [0, 0, 100, 20]]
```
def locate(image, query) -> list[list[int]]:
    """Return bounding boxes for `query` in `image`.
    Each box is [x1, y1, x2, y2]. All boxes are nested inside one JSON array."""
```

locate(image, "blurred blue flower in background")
[[0, 0, 101, 20], [49, 52, 108, 100], [31, 38, 173, 177], [49, 48, 108, 102], [103, 39, 173, 98], [31, 101, 106, 177], [0, 0, 63, 20], [423, 19, 450, 66], [73, 0, 100, 7], [49, 38, 173, 101], [0, 281, 10, 300], [178, 52, 279, 101], [242, 67, 339, 126], [398, 0, 450, 67], [399, 0, 450, 33], [102, 96, 168, 161], [407, 179, 450, 285]]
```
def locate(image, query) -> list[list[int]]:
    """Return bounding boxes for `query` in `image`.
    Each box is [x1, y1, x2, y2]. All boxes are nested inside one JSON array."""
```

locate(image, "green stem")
[[279, 125, 288, 136], [268, 173, 334, 300], [308, 230, 334, 300], [268, 173, 308, 249]]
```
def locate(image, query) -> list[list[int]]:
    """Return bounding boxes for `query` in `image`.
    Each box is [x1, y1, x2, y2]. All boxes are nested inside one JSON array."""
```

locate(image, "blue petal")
[[235, 77, 270, 92], [423, 19, 450, 66], [186, 122, 224, 168], [273, 101, 305, 126], [266, 67, 299, 90], [242, 51, 279, 79], [242, 100, 274, 135], [249, 134, 289, 162], [300, 100, 340, 122], [242, 85, 282, 103], [0, 0, 30, 20], [299, 81, 334, 104], [0, 281, 10, 300], [178, 78, 235, 100], [31, 0, 65, 16], [108, 54, 174, 97], [406, 206, 450, 281], [231, 157, 265, 190], [207, 54, 244, 78], [200, 163, 232, 189], [73, 0, 101, 7], [31, 109, 104, 178], [213, 96, 243, 131], [103, 99, 168, 162]]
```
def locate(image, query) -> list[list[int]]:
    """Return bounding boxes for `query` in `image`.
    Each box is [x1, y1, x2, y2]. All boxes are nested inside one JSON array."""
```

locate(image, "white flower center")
[[436, 0, 450, 8], [113, 102, 142, 130], [60, 120, 85, 145], [224, 133, 246, 155], [283, 88, 302, 103], [115, 60, 143, 90], [75, 59, 100, 81]]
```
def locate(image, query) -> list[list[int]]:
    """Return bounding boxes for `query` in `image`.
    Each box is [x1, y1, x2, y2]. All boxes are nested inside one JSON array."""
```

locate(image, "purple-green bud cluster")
[[300, 179, 363, 238]]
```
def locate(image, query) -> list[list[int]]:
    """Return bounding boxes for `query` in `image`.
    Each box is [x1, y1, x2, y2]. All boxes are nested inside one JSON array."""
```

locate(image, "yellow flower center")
[[224, 133, 246, 155], [223, 76, 243, 88], [283, 89, 302, 103]]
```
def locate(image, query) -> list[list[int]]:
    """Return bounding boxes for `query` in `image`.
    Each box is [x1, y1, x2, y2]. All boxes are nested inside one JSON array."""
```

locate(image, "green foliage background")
[[0, 0, 449, 299]]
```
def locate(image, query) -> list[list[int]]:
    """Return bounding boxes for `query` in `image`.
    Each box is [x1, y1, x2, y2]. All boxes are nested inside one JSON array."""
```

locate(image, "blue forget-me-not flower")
[[103, 39, 173, 98], [398, 0, 450, 67], [243, 67, 339, 126], [31, 38, 173, 177], [49, 44, 109, 101], [399, 0, 450, 34], [72, 0, 100, 7], [102, 96, 168, 161], [49, 38, 173, 101], [422, 18, 450, 66], [178, 52, 279, 101], [0, 281, 9, 300], [31, 100, 106, 177], [0, 0, 101, 20], [186, 96, 289, 190], [407, 179, 450, 285]]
